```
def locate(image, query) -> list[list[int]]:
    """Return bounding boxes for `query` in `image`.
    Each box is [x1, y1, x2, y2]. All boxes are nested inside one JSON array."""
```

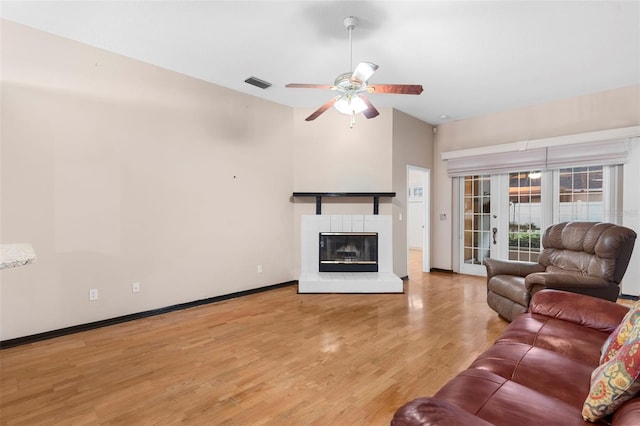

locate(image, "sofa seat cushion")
[[469, 342, 594, 407], [487, 275, 529, 306], [496, 313, 610, 365], [432, 368, 606, 426]]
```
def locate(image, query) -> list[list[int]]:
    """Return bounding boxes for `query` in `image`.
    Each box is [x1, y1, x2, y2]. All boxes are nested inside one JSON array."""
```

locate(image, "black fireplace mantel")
[[292, 192, 396, 215]]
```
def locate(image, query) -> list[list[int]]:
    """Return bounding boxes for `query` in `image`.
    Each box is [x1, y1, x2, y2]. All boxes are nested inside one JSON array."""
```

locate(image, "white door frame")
[[407, 166, 431, 273]]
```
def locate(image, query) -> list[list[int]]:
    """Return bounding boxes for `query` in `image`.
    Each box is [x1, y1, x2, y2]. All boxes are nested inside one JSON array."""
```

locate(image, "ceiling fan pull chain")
[[350, 112, 356, 128]]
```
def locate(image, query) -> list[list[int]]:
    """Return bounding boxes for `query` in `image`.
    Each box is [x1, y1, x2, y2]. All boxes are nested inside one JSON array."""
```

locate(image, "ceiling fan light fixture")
[[286, 15, 423, 124], [334, 95, 367, 115]]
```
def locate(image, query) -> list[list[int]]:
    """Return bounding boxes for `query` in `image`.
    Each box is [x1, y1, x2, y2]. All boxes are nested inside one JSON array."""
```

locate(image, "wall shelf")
[[292, 192, 396, 215]]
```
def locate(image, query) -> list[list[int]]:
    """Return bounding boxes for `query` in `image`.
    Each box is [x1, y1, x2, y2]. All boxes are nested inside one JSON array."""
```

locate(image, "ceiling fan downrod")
[[344, 16, 359, 72]]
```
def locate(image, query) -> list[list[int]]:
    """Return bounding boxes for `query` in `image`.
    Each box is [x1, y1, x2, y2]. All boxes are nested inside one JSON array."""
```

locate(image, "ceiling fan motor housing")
[[335, 72, 365, 91]]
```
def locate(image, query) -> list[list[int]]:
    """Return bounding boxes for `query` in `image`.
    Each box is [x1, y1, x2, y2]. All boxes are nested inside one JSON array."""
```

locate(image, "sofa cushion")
[[583, 319, 640, 421], [433, 368, 595, 426], [600, 299, 640, 364], [470, 342, 594, 407], [496, 313, 610, 365]]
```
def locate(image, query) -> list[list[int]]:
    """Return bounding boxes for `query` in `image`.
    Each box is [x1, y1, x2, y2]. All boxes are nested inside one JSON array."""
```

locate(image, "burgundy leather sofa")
[[391, 290, 640, 425]]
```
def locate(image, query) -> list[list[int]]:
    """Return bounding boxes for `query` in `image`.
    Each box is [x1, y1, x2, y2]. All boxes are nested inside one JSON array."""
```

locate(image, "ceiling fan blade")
[[286, 83, 336, 90], [359, 95, 379, 119], [305, 95, 342, 121], [350, 62, 379, 84], [367, 84, 424, 95]]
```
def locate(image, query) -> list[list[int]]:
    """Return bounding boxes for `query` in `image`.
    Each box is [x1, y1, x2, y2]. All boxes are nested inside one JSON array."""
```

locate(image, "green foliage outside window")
[[508, 222, 541, 249]]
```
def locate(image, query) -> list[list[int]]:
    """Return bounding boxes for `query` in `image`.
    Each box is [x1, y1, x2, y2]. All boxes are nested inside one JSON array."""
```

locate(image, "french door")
[[458, 175, 506, 276], [458, 165, 616, 276], [459, 171, 544, 275]]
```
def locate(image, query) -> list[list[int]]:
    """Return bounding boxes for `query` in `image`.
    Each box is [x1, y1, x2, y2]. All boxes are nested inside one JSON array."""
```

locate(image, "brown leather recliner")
[[484, 221, 637, 321]]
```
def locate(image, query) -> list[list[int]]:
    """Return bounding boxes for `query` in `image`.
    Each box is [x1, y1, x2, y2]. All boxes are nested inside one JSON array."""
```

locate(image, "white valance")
[[442, 126, 640, 177]]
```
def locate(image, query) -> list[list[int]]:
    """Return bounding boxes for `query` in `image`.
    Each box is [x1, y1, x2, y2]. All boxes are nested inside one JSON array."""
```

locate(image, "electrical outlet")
[[132, 282, 140, 294], [89, 288, 98, 301], [257, 265, 263, 273]]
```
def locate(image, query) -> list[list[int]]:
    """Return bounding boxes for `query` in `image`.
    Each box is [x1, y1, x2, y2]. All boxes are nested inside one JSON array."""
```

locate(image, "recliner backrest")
[[538, 222, 637, 283]]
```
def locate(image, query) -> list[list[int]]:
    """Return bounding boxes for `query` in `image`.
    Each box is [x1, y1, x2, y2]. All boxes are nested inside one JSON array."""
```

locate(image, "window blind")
[[442, 127, 639, 177]]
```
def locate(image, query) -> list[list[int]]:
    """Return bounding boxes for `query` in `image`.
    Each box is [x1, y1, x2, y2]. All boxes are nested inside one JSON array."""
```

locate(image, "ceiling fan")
[[286, 16, 424, 127]]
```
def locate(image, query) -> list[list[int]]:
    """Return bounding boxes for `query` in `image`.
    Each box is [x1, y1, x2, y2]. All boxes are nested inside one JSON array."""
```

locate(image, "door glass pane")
[[558, 166, 604, 221], [463, 175, 491, 265], [509, 171, 542, 262]]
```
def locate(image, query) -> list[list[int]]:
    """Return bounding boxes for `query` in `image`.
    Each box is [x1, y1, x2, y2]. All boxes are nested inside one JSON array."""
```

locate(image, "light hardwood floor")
[[1, 251, 508, 425]]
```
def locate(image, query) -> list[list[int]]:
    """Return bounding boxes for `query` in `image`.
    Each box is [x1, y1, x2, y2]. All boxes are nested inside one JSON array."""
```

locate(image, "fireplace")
[[319, 232, 378, 272], [299, 215, 401, 293]]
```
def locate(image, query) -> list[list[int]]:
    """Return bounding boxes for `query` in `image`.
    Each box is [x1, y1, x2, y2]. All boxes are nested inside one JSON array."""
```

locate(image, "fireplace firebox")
[[319, 232, 378, 272]]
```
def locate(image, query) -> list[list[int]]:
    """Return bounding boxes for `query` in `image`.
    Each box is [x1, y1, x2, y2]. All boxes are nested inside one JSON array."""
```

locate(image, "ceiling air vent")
[[244, 76, 272, 89]]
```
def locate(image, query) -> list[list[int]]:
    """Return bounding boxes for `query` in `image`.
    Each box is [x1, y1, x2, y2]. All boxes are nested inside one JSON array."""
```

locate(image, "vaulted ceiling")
[[2, 1, 638, 125]]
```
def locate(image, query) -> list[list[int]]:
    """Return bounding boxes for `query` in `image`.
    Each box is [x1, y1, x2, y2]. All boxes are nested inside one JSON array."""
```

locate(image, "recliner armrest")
[[483, 258, 545, 279], [524, 272, 610, 292], [529, 289, 628, 333]]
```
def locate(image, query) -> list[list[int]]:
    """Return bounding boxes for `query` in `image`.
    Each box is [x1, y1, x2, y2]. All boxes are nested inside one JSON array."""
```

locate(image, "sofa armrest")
[[524, 272, 610, 292], [483, 258, 545, 279], [391, 397, 493, 426], [612, 396, 640, 425], [529, 289, 628, 333]]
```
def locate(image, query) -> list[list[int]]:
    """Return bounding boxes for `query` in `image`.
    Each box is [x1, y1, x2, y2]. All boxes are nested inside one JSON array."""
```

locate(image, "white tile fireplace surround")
[[299, 215, 403, 293]]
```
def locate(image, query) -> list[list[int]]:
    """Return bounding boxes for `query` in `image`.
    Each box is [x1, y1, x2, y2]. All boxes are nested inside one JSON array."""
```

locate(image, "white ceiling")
[[2, 1, 639, 125]]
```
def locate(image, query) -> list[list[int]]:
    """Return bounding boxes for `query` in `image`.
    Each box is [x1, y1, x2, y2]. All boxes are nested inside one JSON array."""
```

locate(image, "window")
[[508, 171, 542, 262], [558, 166, 604, 222], [458, 164, 619, 274]]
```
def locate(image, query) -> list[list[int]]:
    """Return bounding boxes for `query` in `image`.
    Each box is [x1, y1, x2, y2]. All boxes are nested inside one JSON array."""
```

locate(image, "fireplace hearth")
[[319, 232, 378, 272]]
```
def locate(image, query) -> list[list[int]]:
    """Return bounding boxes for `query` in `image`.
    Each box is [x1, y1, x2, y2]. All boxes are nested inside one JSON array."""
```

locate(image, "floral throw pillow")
[[583, 317, 640, 421], [600, 300, 640, 364]]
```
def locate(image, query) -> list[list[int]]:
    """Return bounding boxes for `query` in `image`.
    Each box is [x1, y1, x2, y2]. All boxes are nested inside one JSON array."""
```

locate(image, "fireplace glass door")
[[319, 232, 378, 272]]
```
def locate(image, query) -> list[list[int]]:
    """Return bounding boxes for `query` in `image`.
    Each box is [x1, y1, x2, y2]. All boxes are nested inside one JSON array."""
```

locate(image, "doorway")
[[407, 166, 430, 275]]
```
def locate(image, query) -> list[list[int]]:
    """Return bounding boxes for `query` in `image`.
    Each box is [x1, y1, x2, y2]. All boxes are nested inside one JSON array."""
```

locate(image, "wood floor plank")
[[1, 251, 508, 425]]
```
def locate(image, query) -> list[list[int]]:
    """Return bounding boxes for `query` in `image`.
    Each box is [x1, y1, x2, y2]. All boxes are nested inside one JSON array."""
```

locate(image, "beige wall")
[[1, 21, 294, 340], [5, 18, 636, 339], [1, 21, 434, 340], [291, 107, 394, 278], [391, 110, 434, 277], [293, 109, 433, 277], [433, 85, 640, 270], [292, 108, 393, 192], [291, 107, 433, 278]]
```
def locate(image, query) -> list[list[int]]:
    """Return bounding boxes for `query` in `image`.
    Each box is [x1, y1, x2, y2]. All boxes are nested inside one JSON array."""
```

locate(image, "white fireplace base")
[[298, 272, 403, 293], [298, 214, 403, 294]]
